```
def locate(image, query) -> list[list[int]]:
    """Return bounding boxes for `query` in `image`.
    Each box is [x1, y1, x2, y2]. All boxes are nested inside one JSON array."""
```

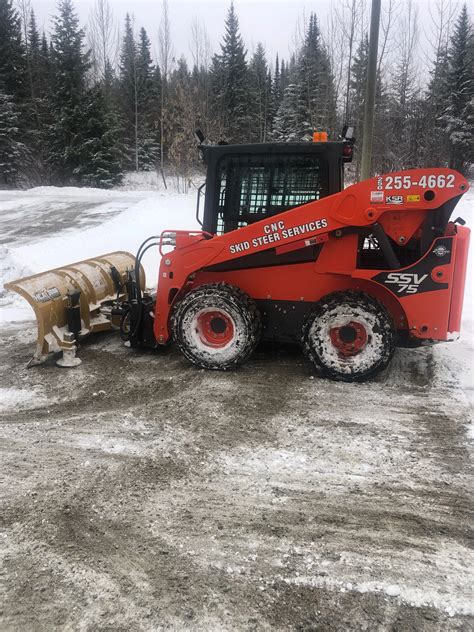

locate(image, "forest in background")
[[0, 0, 472, 190]]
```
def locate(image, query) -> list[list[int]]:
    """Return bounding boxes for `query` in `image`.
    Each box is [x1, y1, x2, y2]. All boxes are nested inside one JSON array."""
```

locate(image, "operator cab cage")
[[197, 140, 353, 235]]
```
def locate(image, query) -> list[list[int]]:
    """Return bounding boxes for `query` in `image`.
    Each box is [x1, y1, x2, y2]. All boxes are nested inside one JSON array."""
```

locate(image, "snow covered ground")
[[0, 182, 200, 322], [0, 179, 473, 630]]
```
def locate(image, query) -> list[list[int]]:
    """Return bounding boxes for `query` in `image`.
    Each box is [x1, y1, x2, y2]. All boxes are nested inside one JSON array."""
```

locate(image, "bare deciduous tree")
[[377, 0, 400, 76], [425, 0, 459, 70], [324, 5, 346, 108], [395, 0, 419, 108], [333, 0, 366, 122], [158, 0, 174, 182], [88, 0, 119, 84], [189, 17, 211, 71]]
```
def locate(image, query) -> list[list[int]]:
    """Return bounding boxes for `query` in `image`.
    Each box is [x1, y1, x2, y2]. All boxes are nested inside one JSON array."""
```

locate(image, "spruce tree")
[[72, 86, 123, 187], [27, 14, 40, 90], [350, 36, 368, 139], [442, 4, 473, 173], [0, 91, 28, 187], [268, 54, 281, 137], [297, 13, 337, 137], [273, 55, 281, 101], [349, 35, 369, 178], [210, 2, 250, 142], [372, 78, 395, 174], [273, 83, 303, 142], [0, 0, 27, 101], [280, 59, 288, 92], [40, 32, 50, 79], [119, 16, 159, 171], [136, 27, 160, 170], [422, 42, 450, 167], [119, 14, 138, 170], [24, 13, 52, 181], [137, 27, 154, 95], [48, 0, 91, 183], [348, 35, 392, 178], [249, 43, 270, 142]]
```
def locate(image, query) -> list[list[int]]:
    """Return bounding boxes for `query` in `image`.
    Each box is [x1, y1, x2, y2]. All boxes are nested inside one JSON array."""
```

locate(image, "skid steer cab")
[[6, 136, 470, 382]]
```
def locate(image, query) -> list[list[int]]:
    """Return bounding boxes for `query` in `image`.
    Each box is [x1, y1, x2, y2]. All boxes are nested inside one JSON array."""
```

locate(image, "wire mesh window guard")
[[216, 155, 326, 234]]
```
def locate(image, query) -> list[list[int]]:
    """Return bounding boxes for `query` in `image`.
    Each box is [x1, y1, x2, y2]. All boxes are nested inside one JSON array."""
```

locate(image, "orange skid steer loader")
[[6, 134, 470, 381]]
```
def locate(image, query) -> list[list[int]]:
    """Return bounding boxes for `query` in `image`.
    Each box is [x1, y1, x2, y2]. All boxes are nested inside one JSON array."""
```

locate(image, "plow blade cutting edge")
[[4, 251, 144, 367]]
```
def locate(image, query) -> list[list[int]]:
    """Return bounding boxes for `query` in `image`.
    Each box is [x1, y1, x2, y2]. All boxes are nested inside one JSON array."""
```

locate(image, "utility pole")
[[360, 0, 381, 180]]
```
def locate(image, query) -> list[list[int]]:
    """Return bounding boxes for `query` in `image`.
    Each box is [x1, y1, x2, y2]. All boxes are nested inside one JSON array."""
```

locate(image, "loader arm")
[[154, 168, 469, 343]]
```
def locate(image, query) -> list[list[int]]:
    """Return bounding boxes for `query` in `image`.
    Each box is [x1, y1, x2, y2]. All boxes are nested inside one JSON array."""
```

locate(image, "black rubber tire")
[[172, 283, 261, 370], [302, 291, 396, 382]]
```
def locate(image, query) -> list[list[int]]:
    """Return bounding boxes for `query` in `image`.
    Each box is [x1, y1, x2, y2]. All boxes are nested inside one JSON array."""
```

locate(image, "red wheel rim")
[[329, 321, 368, 357], [196, 310, 235, 348]]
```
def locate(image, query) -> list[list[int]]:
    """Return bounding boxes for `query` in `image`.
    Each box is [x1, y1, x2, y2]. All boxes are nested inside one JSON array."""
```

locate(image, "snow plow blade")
[[4, 251, 144, 367]]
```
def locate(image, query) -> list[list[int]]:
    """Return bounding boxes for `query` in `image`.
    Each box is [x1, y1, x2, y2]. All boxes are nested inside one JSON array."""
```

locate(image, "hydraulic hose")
[[130, 239, 161, 340]]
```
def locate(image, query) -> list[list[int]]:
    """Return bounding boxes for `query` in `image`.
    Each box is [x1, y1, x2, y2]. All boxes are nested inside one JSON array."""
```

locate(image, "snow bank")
[[0, 188, 198, 323], [12, 192, 198, 279], [118, 169, 204, 192]]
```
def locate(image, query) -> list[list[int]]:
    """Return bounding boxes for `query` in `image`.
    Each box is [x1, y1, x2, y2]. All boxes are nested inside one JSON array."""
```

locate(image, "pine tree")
[[210, 2, 251, 142], [422, 41, 450, 167], [273, 83, 303, 142], [372, 79, 395, 174], [0, 0, 27, 101], [40, 32, 50, 80], [442, 4, 473, 173], [48, 0, 91, 183], [297, 13, 337, 137], [0, 92, 28, 187], [137, 27, 154, 94], [119, 14, 138, 170], [72, 86, 123, 187], [249, 43, 270, 142], [24, 14, 52, 182], [136, 26, 160, 170], [27, 14, 39, 88], [268, 54, 281, 136], [350, 36, 368, 140], [50, 0, 90, 109], [280, 59, 289, 92], [389, 6, 420, 170], [348, 34, 395, 178], [0, 1, 31, 185], [273, 55, 281, 100], [119, 16, 159, 171], [349, 35, 369, 178]]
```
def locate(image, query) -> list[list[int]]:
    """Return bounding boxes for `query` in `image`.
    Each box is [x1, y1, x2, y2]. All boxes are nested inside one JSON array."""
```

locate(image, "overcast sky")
[[30, 0, 465, 69]]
